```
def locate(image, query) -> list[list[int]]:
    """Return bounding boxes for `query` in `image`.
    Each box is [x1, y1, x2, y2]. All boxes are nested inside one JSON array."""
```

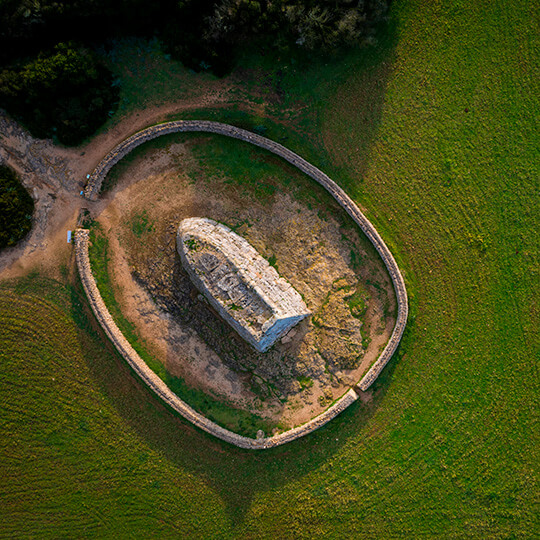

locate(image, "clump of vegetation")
[[130, 210, 154, 237], [164, 0, 390, 73], [0, 0, 390, 79], [205, 0, 389, 52], [297, 375, 313, 390], [0, 43, 119, 145], [347, 288, 367, 319], [267, 253, 278, 269], [184, 238, 200, 251], [0, 165, 34, 249]]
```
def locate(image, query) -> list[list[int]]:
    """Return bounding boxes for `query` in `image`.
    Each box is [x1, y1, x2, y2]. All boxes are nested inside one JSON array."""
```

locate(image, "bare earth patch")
[[0, 81, 232, 279], [97, 136, 396, 430]]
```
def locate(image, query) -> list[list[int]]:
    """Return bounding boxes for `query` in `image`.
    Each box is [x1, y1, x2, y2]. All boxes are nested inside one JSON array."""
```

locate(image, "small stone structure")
[[177, 217, 310, 352], [74, 227, 356, 449]]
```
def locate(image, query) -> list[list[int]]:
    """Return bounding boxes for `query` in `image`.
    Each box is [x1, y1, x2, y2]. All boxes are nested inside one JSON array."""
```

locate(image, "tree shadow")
[[315, 17, 400, 195], [72, 16, 401, 527]]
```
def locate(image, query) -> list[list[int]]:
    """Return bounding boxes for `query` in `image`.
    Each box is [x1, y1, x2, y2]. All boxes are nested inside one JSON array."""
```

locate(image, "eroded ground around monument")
[[96, 135, 396, 431]]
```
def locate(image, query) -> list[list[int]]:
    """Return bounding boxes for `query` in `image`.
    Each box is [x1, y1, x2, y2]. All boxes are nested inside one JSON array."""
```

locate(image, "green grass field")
[[0, 0, 538, 537]]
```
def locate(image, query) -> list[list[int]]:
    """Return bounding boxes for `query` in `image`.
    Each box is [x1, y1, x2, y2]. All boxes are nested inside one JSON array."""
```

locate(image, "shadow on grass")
[[98, 18, 398, 202], [71, 268, 408, 527], [315, 17, 399, 196], [72, 19, 401, 525]]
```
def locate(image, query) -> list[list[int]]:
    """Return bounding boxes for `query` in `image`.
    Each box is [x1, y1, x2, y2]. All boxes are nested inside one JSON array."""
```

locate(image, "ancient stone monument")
[[80, 120, 408, 448], [177, 217, 311, 352]]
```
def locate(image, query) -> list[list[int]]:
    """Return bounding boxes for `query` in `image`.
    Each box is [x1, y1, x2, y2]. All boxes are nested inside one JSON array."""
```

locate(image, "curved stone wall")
[[79, 119, 408, 447], [75, 227, 358, 449]]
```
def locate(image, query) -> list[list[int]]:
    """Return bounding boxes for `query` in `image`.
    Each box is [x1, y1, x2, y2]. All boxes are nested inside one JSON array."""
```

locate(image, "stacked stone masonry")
[[177, 217, 310, 352], [80, 120, 408, 447]]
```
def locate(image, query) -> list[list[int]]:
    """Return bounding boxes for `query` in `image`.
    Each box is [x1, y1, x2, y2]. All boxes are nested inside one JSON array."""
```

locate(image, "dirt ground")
[[0, 80, 394, 431], [97, 136, 396, 429], [0, 84, 232, 280]]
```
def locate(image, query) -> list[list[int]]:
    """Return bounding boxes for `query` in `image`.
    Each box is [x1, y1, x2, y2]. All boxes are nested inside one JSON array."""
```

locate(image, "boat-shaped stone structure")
[[177, 217, 311, 352], [79, 120, 408, 449]]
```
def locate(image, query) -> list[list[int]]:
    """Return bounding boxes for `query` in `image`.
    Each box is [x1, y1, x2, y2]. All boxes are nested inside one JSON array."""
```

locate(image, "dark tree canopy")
[[0, 0, 390, 72], [0, 0, 389, 141], [205, 0, 389, 51], [0, 0, 177, 63], [164, 0, 390, 73], [0, 165, 34, 249], [0, 44, 120, 145]]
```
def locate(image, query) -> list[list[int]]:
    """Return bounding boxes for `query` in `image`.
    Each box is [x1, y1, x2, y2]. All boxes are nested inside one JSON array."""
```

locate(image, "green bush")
[[204, 0, 390, 52], [0, 43, 119, 145], [0, 165, 34, 249], [161, 0, 390, 73], [0, 1, 389, 78]]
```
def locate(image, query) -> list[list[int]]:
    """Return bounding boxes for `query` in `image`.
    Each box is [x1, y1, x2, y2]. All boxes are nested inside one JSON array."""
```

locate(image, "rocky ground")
[[100, 137, 396, 428]]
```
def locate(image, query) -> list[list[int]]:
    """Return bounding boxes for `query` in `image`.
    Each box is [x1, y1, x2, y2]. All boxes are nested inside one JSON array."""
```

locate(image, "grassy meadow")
[[0, 0, 538, 537]]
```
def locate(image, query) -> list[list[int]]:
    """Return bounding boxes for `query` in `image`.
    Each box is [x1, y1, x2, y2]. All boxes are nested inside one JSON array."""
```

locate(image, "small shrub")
[[267, 253, 278, 269], [184, 238, 200, 251], [348, 288, 367, 319], [131, 210, 154, 237], [297, 375, 313, 389], [0, 43, 119, 146]]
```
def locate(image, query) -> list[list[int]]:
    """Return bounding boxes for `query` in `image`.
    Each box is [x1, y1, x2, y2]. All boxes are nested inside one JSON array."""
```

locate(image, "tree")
[[200, 0, 390, 67], [0, 43, 119, 145], [0, 165, 34, 249]]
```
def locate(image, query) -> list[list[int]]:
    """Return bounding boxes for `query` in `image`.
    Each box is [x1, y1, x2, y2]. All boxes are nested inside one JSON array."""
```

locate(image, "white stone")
[[177, 217, 310, 352]]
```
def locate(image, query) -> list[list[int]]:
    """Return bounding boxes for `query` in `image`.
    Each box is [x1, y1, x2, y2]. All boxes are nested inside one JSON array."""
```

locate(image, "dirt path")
[[0, 89, 235, 280]]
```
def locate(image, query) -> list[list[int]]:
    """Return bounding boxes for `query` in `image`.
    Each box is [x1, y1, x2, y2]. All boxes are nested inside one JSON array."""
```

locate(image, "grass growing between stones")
[[86, 223, 275, 438], [1, 0, 538, 536]]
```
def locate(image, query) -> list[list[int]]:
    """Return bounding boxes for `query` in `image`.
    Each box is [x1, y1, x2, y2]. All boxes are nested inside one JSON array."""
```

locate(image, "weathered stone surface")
[[177, 217, 310, 352], [75, 227, 358, 449]]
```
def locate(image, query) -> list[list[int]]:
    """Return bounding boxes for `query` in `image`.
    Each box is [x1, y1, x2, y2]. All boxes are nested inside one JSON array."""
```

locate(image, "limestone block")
[[177, 217, 311, 352]]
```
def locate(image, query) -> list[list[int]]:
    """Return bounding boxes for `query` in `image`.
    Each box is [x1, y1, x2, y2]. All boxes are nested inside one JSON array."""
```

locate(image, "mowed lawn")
[[0, 0, 538, 537]]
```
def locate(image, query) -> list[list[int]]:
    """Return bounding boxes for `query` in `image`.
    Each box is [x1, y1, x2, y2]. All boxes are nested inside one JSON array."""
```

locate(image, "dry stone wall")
[[75, 228, 358, 449], [79, 119, 408, 447]]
